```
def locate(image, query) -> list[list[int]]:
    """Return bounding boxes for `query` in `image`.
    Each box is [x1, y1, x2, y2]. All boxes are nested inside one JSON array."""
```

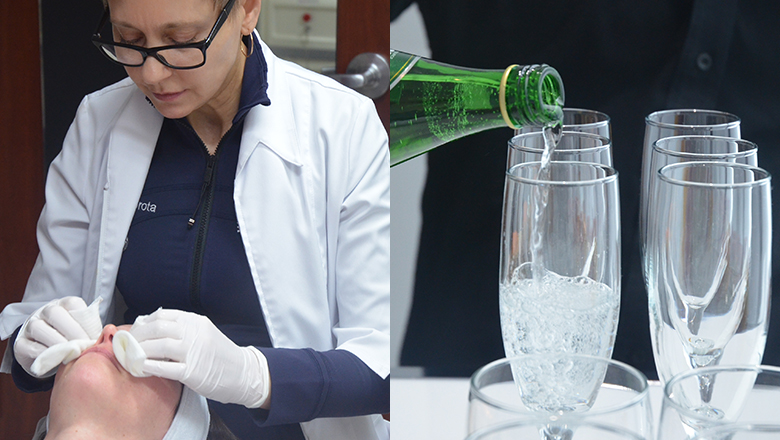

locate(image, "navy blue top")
[[12, 35, 388, 440]]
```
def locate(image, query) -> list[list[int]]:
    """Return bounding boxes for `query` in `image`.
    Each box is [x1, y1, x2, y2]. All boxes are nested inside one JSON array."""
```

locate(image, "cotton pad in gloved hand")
[[30, 339, 96, 376], [65, 299, 104, 340], [26, 298, 104, 377], [113, 330, 149, 377]]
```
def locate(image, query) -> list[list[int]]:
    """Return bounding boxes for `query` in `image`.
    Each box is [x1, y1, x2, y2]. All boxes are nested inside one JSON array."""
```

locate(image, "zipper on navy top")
[[178, 120, 239, 313], [191, 153, 217, 313], [188, 154, 218, 228]]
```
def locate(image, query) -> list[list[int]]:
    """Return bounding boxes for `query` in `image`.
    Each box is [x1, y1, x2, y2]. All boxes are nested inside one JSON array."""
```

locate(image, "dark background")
[[394, 0, 780, 379], [41, 0, 126, 168]]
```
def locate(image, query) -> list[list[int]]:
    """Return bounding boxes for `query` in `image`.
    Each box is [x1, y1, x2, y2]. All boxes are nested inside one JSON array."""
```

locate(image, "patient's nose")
[[95, 324, 118, 346]]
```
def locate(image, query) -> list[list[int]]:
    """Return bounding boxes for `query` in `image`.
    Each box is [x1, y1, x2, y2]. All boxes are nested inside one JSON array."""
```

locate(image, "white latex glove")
[[14, 297, 103, 377], [130, 309, 270, 408]]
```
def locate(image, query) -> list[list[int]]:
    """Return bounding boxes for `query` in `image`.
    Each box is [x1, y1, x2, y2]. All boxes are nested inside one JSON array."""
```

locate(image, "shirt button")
[[697, 52, 713, 71]]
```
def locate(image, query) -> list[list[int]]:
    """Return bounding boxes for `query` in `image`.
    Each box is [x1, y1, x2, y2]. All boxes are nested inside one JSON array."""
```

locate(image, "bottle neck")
[[502, 64, 565, 128]]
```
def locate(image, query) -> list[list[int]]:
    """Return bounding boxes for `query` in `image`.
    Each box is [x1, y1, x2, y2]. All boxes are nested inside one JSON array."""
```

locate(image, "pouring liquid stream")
[[530, 122, 563, 287], [527, 121, 582, 439]]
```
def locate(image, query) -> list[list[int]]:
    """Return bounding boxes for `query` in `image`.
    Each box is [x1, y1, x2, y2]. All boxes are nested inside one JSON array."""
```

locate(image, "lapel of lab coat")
[[234, 42, 307, 348], [237, 39, 302, 173], [96, 91, 162, 301]]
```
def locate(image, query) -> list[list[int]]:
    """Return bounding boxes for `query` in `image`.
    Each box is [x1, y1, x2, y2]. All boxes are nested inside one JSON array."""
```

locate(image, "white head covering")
[[163, 386, 210, 440]]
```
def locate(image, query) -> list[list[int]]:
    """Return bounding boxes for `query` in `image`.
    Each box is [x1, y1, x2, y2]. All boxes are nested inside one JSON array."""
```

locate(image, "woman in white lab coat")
[[0, 0, 389, 438]]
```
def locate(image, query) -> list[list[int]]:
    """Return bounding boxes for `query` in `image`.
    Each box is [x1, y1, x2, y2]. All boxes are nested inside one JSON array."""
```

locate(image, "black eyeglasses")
[[91, 0, 236, 70]]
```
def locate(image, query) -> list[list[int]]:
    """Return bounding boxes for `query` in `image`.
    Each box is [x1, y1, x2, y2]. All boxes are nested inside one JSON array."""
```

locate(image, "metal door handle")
[[326, 53, 389, 99]]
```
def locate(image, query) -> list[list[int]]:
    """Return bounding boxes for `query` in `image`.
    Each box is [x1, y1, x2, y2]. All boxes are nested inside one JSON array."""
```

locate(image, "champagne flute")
[[658, 365, 780, 440], [639, 110, 741, 272], [646, 162, 771, 389], [468, 355, 652, 438], [641, 136, 758, 278], [507, 131, 612, 170], [499, 161, 621, 439]]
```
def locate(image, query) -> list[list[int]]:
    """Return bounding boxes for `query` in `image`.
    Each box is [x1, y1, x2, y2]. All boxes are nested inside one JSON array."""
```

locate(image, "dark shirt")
[[395, 0, 780, 378]]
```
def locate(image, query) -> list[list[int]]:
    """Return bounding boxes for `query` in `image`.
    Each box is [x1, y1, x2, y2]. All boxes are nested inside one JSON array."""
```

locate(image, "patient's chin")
[[49, 357, 180, 439], [56, 354, 179, 406], [51, 356, 124, 415]]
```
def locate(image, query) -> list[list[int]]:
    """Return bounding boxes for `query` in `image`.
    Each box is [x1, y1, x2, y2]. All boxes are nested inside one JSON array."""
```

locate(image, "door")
[[0, 2, 49, 438], [336, 0, 390, 130]]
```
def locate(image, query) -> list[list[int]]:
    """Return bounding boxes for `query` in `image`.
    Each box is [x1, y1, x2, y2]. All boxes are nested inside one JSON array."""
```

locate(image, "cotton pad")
[[67, 298, 103, 340], [30, 339, 96, 376], [113, 329, 149, 378]]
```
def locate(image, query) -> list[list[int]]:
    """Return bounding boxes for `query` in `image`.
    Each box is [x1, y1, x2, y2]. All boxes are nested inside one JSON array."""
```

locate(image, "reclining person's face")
[[47, 324, 182, 440]]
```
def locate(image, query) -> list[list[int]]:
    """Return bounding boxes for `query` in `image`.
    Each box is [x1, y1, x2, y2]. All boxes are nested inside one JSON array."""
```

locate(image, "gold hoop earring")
[[241, 34, 254, 58]]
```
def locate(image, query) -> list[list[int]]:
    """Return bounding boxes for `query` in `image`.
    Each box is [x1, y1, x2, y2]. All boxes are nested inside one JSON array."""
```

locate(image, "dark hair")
[[207, 408, 241, 440]]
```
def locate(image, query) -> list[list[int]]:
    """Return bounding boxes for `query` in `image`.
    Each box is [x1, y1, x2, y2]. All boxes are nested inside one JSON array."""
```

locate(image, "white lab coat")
[[1, 38, 390, 440]]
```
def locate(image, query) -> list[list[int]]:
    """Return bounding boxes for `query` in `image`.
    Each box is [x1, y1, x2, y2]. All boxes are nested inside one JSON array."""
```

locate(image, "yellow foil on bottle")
[[499, 64, 518, 129]]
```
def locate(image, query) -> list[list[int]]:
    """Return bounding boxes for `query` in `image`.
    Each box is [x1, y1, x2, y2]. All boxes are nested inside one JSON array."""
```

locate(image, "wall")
[[389, 4, 429, 371]]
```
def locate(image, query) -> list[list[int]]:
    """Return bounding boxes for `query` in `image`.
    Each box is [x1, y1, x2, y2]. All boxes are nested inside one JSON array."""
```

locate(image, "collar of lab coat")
[[238, 35, 303, 172]]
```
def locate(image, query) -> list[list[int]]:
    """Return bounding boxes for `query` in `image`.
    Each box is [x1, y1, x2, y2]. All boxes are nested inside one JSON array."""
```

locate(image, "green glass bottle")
[[389, 50, 565, 166]]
